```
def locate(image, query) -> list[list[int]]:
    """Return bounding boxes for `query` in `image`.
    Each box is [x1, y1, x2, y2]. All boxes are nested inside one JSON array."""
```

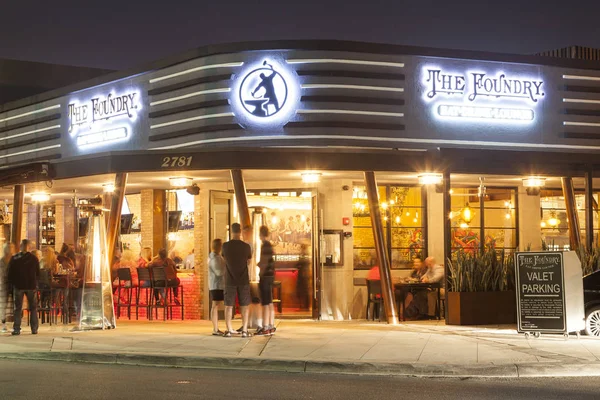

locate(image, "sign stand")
[[515, 251, 584, 339]]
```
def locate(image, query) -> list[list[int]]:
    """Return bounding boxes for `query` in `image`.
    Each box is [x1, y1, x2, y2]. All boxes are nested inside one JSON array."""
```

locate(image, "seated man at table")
[[406, 257, 444, 319]]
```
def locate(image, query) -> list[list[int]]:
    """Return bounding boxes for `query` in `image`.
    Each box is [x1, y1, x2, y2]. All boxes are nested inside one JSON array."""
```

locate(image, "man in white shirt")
[[421, 257, 444, 284]]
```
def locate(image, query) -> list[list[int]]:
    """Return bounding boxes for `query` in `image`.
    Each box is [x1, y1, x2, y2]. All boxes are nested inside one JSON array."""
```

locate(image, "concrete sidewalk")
[[1, 319, 600, 378]]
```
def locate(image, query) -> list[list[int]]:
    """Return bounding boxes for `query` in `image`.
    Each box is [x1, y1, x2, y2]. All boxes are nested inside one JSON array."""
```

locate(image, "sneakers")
[[241, 331, 252, 338], [255, 327, 271, 336], [11, 331, 20, 336], [212, 330, 224, 336], [1, 325, 7, 333], [223, 330, 233, 338]]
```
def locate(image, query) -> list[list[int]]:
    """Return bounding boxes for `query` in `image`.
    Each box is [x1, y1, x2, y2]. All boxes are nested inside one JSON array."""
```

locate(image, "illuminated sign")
[[422, 66, 544, 124], [68, 90, 140, 148], [231, 58, 299, 128]]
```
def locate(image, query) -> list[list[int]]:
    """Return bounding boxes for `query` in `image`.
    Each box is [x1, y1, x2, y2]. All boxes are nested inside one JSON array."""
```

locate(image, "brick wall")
[[140, 189, 154, 252], [193, 192, 206, 319]]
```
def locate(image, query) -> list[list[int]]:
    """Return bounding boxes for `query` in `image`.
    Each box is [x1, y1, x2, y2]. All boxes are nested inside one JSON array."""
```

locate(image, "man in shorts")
[[222, 223, 253, 337], [256, 226, 275, 335]]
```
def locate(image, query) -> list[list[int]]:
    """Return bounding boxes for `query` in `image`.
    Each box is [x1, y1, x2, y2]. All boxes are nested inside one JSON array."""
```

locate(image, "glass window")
[[450, 187, 517, 255], [353, 185, 425, 269]]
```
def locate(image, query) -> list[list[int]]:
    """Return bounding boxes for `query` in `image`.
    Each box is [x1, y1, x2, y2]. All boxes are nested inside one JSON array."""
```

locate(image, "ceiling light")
[[462, 203, 473, 224], [418, 173, 443, 185], [523, 177, 546, 188], [301, 172, 322, 183], [103, 183, 115, 193], [170, 177, 192, 187], [31, 193, 50, 202]]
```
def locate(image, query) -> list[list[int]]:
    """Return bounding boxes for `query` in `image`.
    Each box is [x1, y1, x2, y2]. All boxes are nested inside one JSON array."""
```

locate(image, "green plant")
[[447, 247, 515, 292], [577, 245, 600, 276]]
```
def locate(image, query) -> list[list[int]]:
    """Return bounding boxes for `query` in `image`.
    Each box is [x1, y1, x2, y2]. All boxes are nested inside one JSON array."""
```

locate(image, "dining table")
[[393, 281, 442, 321]]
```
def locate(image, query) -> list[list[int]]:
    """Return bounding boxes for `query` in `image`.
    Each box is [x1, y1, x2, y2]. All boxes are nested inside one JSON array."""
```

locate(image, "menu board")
[[515, 252, 566, 333]]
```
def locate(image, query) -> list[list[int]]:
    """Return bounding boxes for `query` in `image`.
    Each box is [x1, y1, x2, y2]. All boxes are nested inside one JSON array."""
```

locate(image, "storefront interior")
[[0, 169, 596, 321]]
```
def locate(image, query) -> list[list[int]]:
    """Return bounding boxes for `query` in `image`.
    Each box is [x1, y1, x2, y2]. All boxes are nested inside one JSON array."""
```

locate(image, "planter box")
[[447, 290, 516, 325]]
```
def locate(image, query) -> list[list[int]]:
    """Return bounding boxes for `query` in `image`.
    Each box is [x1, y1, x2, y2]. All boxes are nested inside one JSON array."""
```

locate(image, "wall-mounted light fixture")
[[169, 177, 192, 187], [31, 193, 50, 202], [102, 183, 115, 193], [523, 177, 546, 188], [301, 172, 322, 183], [418, 173, 443, 185]]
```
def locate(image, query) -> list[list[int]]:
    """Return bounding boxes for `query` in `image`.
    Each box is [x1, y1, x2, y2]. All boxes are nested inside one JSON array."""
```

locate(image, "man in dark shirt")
[[221, 223, 252, 337], [7, 239, 39, 335], [256, 225, 275, 335]]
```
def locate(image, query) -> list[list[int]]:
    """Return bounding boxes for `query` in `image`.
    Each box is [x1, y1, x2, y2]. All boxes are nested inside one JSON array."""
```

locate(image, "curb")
[[1, 351, 600, 378]]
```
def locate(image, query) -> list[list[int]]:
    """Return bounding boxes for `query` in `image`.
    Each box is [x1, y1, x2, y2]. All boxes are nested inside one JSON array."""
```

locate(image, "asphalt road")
[[1, 359, 599, 399]]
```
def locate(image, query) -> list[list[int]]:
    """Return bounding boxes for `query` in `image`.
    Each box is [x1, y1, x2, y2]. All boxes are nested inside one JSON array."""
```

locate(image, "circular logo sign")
[[239, 61, 288, 118]]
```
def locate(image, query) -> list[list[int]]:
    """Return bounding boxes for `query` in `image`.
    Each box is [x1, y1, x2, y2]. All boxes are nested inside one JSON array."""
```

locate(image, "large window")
[[450, 187, 517, 255], [540, 189, 599, 249], [353, 185, 426, 269]]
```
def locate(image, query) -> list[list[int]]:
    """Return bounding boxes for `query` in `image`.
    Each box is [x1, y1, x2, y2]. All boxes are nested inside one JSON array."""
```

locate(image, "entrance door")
[[210, 191, 234, 244]]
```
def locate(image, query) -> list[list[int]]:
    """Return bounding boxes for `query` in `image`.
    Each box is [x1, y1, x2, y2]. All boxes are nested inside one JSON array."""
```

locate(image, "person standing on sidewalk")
[[256, 226, 275, 335], [222, 223, 253, 338], [0, 242, 16, 332], [208, 239, 226, 336], [7, 239, 39, 335]]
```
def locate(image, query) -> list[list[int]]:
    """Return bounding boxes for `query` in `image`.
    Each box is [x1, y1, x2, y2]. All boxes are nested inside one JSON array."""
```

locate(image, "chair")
[[272, 281, 282, 313], [136, 267, 152, 320], [116, 268, 135, 320], [149, 267, 168, 320], [366, 279, 384, 321], [166, 277, 184, 321], [38, 269, 55, 324]]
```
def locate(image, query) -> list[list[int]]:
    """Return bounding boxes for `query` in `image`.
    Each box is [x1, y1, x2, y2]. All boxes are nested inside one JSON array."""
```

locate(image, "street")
[[1, 359, 598, 399]]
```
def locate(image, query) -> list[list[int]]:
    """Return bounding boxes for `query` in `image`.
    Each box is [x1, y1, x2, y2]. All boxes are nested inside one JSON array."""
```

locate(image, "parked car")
[[583, 270, 600, 336]]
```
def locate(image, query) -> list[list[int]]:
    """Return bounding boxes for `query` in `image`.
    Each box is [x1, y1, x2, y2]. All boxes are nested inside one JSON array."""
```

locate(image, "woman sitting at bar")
[[112, 250, 139, 288], [138, 247, 153, 268], [149, 249, 180, 305], [57, 243, 74, 271], [40, 246, 59, 274]]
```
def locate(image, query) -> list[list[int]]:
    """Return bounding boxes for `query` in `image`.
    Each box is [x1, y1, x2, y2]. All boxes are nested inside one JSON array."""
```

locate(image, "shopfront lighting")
[[541, 221, 547, 228], [102, 183, 115, 193], [418, 173, 443, 185], [169, 177, 192, 187], [460, 222, 469, 229], [395, 216, 401, 224], [381, 202, 388, 210], [301, 172, 322, 183], [31, 193, 50, 202], [462, 203, 473, 224], [523, 177, 546, 187], [547, 211, 559, 228]]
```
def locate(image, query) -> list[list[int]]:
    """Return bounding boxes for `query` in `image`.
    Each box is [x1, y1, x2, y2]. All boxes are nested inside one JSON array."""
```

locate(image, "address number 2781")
[[161, 156, 193, 168]]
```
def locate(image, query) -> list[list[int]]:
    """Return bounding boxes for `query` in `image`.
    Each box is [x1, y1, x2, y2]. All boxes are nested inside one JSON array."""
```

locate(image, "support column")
[[364, 171, 398, 324], [107, 173, 127, 268], [585, 168, 594, 249], [442, 171, 451, 321], [11, 184, 24, 246], [561, 177, 582, 251], [230, 169, 251, 229]]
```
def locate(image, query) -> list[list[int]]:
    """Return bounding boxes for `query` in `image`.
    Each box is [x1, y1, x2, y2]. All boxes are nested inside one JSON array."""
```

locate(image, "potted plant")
[[446, 247, 516, 325]]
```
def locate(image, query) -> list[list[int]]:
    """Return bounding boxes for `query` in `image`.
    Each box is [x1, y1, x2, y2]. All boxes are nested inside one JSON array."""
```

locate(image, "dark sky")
[[2, 0, 600, 70]]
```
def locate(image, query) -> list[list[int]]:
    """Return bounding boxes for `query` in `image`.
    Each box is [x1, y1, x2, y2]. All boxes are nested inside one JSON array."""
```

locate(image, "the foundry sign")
[[422, 66, 544, 123], [67, 90, 140, 148], [68, 92, 139, 133]]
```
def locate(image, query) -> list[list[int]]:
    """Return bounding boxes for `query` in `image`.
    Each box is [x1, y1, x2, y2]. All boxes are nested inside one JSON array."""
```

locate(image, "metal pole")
[[364, 171, 398, 324], [442, 171, 451, 321], [230, 169, 251, 229], [561, 177, 582, 251], [107, 173, 128, 269], [11, 184, 24, 246], [585, 168, 594, 249]]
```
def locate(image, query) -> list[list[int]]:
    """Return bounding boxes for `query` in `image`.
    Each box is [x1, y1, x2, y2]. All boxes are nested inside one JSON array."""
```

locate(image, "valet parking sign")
[[515, 252, 566, 332], [422, 65, 545, 124]]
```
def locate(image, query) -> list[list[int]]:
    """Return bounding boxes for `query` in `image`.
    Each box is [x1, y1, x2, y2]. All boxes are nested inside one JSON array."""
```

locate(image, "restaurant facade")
[[1, 40, 600, 322]]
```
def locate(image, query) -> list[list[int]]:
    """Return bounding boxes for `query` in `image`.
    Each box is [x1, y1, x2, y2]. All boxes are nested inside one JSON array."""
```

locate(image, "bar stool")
[[116, 268, 135, 320], [149, 267, 168, 320], [136, 267, 152, 320], [166, 279, 184, 320], [272, 281, 282, 313], [366, 279, 384, 321]]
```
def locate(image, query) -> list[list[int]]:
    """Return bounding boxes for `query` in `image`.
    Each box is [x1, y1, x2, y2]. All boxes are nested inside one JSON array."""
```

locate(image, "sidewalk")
[[1, 319, 600, 378]]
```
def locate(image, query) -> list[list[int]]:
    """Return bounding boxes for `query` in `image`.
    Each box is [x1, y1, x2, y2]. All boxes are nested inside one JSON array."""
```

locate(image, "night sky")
[[2, 0, 600, 70]]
